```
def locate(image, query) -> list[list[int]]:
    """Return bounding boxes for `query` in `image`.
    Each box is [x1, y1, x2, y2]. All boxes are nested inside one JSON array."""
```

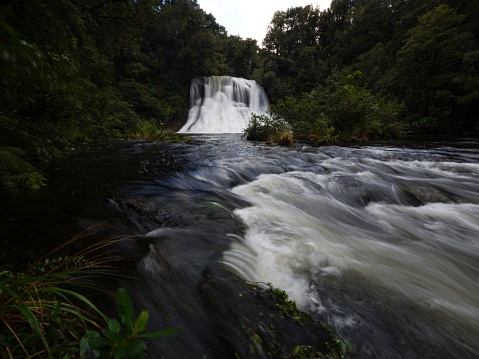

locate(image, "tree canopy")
[[257, 0, 479, 141]]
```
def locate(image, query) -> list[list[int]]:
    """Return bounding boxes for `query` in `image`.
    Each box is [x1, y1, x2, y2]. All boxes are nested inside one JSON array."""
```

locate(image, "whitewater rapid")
[[222, 144, 479, 358]]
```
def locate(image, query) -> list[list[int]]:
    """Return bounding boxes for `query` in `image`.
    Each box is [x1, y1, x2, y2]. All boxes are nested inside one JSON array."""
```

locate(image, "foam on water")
[[225, 148, 479, 356]]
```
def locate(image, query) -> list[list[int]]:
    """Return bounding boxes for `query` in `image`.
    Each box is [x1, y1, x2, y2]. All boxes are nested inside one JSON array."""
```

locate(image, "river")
[[1, 135, 478, 358]]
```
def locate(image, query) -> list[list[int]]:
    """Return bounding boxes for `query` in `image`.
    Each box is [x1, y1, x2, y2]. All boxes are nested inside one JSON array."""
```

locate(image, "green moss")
[[262, 283, 352, 359], [271, 287, 309, 326]]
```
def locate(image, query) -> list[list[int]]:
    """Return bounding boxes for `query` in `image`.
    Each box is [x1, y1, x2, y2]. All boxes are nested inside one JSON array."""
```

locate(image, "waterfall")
[[178, 76, 269, 133]]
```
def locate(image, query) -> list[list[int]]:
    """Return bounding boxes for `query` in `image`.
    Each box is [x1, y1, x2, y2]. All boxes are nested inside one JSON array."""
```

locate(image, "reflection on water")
[[1, 135, 478, 358]]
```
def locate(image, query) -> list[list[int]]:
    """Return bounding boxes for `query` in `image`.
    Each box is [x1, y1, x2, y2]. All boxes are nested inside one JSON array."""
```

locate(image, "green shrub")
[[292, 113, 336, 146], [269, 72, 408, 144], [243, 113, 292, 145], [269, 93, 336, 145]]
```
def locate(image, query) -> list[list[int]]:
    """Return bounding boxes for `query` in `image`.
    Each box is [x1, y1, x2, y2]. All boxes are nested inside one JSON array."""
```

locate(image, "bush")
[[289, 114, 336, 145], [269, 93, 336, 145], [269, 72, 408, 144], [326, 81, 407, 141], [242, 113, 292, 145]]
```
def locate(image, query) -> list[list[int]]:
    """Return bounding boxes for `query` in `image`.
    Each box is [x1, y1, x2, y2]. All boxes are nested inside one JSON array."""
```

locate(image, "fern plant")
[[0, 146, 47, 190]]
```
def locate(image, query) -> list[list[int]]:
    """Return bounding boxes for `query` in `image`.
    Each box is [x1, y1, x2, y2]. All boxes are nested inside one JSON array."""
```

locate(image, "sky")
[[197, 1, 332, 46]]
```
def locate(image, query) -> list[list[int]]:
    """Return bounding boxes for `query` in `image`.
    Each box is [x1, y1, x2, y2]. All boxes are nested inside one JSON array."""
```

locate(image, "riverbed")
[[1, 135, 478, 358]]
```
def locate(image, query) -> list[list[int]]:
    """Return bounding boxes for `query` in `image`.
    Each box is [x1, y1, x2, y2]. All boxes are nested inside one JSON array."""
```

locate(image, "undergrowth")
[[0, 232, 179, 358]]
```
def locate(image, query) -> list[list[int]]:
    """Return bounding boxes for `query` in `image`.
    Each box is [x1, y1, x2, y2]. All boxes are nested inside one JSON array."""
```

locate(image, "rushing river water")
[[1, 135, 478, 358]]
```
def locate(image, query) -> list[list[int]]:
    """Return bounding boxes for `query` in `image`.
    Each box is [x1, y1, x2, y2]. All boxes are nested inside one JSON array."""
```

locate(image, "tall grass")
[[0, 231, 140, 358]]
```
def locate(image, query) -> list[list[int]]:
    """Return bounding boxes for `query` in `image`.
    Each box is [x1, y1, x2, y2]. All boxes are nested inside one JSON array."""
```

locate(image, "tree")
[[263, 5, 322, 56], [261, 5, 325, 98], [393, 4, 478, 131], [223, 36, 259, 78]]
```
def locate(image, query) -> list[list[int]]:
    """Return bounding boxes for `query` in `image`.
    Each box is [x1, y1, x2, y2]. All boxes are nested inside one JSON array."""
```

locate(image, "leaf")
[[48, 287, 108, 322], [2, 284, 51, 357], [116, 288, 135, 331], [126, 338, 147, 353], [108, 319, 121, 334], [132, 310, 148, 335], [80, 331, 104, 358], [111, 340, 146, 359], [101, 329, 123, 343]]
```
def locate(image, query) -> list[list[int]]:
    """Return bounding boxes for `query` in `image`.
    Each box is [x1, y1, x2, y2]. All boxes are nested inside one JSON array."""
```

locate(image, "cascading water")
[[3, 135, 479, 358], [178, 76, 269, 133]]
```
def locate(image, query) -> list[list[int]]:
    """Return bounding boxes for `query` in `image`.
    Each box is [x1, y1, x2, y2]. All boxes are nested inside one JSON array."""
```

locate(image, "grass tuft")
[[0, 232, 131, 358]]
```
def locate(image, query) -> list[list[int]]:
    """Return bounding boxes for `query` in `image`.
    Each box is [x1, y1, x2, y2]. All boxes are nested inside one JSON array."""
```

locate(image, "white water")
[[223, 145, 479, 358], [178, 76, 269, 133]]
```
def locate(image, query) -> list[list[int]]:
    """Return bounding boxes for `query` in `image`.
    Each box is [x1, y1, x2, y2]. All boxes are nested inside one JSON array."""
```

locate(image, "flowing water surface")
[[1, 135, 478, 358]]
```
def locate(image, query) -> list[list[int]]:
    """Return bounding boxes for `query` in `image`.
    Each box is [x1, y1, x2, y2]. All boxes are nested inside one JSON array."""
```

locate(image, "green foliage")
[[0, 254, 108, 358], [271, 93, 337, 145], [80, 288, 181, 359], [7, 171, 48, 190], [268, 71, 407, 144], [247, 69, 407, 145], [326, 76, 407, 141], [0, 146, 47, 190], [0, 115, 60, 191], [137, 121, 191, 143], [301, 115, 337, 146], [392, 4, 477, 130], [0, 238, 180, 359], [262, 5, 321, 56], [259, 1, 479, 137], [242, 113, 292, 145], [223, 36, 259, 78]]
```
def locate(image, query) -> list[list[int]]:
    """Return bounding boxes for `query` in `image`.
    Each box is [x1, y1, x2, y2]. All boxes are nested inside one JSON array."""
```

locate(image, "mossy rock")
[[197, 265, 348, 358]]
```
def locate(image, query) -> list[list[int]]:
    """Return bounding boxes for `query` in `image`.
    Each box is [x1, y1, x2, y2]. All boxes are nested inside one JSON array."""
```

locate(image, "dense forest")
[[1, 0, 479, 191]]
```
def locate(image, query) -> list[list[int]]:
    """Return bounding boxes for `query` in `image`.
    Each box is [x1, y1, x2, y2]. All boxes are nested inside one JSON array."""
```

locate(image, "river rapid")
[[1, 135, 478, 358]]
